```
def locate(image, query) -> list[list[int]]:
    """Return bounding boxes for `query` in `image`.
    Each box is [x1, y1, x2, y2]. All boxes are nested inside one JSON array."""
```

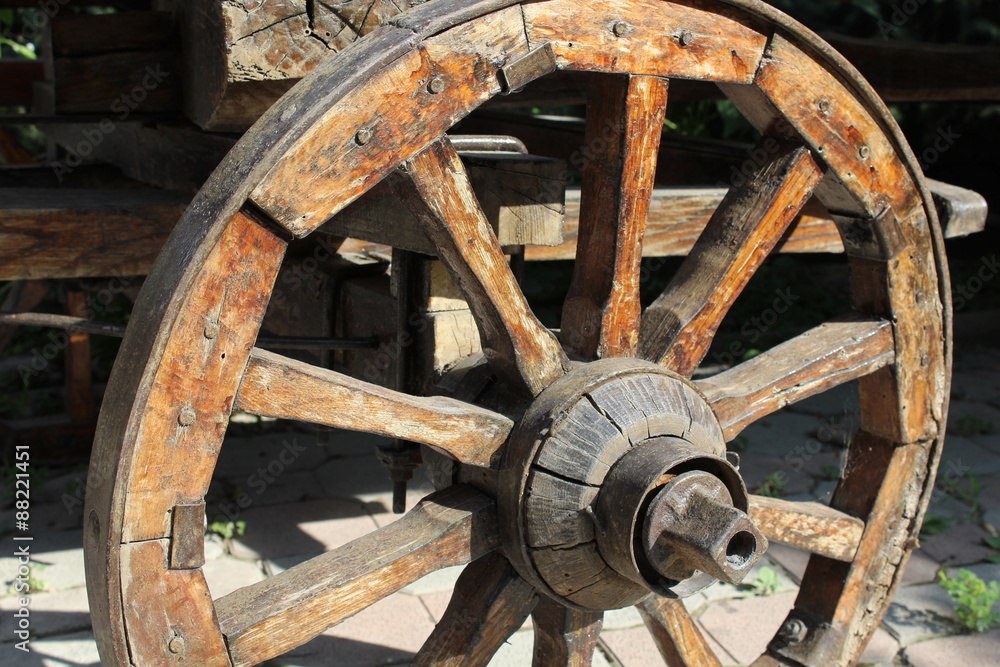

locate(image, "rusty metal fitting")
[[643, 470, 766, 585]]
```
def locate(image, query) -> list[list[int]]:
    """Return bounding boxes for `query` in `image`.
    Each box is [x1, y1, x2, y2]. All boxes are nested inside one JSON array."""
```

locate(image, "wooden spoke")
[[748, 495, 864, 562], [402, 138, 566, 396], [638, 597, 721, 667], [531, 596, 604, 667], [412, 553, 538, 667], [235, 348, 513, 468], [639, 139, 824, 374], [561, 74, 668, 359], [696, 315, 895, 440], [216, 486, 498, 667]]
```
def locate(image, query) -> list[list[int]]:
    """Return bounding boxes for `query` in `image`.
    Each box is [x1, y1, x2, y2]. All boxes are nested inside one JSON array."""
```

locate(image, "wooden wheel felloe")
[[83, 1, 951, 665]]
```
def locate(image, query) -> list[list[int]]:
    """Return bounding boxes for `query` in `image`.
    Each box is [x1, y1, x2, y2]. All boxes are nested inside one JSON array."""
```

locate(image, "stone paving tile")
[[732, 456, 813, 497], [0, 586, 90, 642], [698, 590, 797, 665], [202, 556, 266, 599], [764, 543, 809, 583], [920, 523, 994, 566], [858, 627, 900, 666], [944, 560, 1000, 583], [227, 498, 377, 560], [316, 453, 434, 505], [938, 435, 1000, 475], [3, 629, 100, 666], [979, 474, 1000, 510], [401, 564, 464, 597], [274, 592, 435, 667], [926, 491, 977, 523], [418, 589, 454, 624], [983, 505, 1000, 531], [214, 432, 333, 479], [903, 550, 942, 586], [603, 605, 644, 630], [948, 400, 1000, 434], [784, 380, 859, 419], [739, 413, 825, 458], [904, 627, 1000, 667], [600, 623, 738, 666], [883, 583, 961, 646]]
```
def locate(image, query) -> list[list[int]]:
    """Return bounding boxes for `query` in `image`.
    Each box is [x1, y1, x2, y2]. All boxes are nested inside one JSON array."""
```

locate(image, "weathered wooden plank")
[[53, 50, 179, 114], [412, 553, 538, 667], [0, 188, 186, 280], [523, 0, 767, 82], [402, 138, 566, 397], [697, 316, 895, 441], [0, 59, 44, 106], [51, 10, 175, 56], [561, 74, 667, 359], [120, 540, 230, 667], [235, 348, 513, 468], [927, 178, 988, 238], [639, 597, 722, 667], [748, 495, 865, 563], [824, 33, 1000, 102], [179, 0, 421, 131], [249, 6, 530, 236], [119, 206, 286, 544], [217, 486, 499, 667], [531, 596, 603, 667], [639, 140, 823, 375]]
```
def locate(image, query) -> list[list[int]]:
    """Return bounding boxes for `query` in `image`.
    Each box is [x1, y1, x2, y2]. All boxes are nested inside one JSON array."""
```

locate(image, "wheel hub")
[[499, 359, 767, 610]]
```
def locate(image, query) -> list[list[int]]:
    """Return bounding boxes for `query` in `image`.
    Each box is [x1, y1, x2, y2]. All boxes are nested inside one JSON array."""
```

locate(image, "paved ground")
[[2, 343, 999, 666]]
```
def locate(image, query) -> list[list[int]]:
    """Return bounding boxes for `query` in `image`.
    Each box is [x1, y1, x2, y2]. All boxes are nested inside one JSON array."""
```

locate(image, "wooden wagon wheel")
[[84, 0, 951, 665]]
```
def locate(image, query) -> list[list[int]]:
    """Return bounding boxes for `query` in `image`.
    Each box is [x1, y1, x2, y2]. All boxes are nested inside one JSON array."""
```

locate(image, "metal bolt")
[[612, 21, 628, 37], [817, 97, 831, 115], [859, 145, 872, 159], [679, 30, 693, 47], [780, 618, 808, 644], [204, 323, 220, 339], [427, 77, 445, 94], [178, 408, 196, 427], [168, 635, 185, 654], [355, 128, 373, 146]]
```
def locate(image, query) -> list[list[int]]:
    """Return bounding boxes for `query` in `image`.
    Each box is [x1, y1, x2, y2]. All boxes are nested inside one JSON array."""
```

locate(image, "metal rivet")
[[355, 128, 373, 146], [859, 145, 872, 159], [178, 408, 196, 427], [780, 618, 808, 644], [679, 30, 693, 47], [817, 97, 831, 115], [168, 635, 185, 654], [204, 323, 219, 339], [427, 77, 445, 94], [612, 21, 628, 37]]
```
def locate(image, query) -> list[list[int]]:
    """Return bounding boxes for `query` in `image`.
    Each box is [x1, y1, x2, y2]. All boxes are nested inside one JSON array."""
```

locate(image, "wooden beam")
[[748, 495, 865, 563], [0, 60, 44, 106], [0, 188, 186, 281]]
